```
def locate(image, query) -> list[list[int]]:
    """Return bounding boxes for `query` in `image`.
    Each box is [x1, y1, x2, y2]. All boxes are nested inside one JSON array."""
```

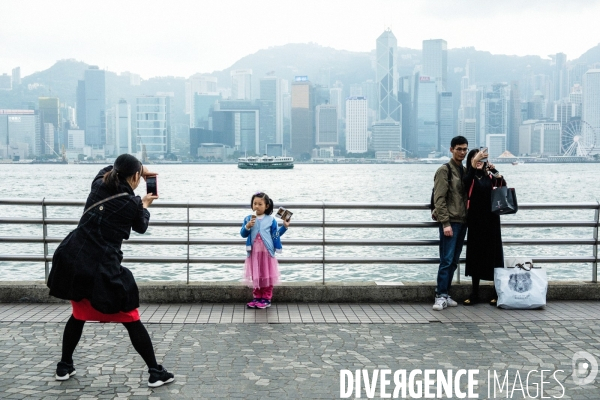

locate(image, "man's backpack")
[[429, 163, 452, 216]]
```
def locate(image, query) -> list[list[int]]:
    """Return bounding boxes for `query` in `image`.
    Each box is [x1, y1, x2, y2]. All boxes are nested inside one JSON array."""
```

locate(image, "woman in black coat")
[[462, 148, 505, 306], [47, 154, 174, 387]]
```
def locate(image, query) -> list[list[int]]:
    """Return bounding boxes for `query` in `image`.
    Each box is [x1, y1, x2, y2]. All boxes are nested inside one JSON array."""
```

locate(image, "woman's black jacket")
[[47, 166, 150, 314]]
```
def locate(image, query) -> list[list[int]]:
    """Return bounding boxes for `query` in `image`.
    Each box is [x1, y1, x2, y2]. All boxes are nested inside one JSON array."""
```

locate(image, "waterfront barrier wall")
[[2, 281, 600, 304]]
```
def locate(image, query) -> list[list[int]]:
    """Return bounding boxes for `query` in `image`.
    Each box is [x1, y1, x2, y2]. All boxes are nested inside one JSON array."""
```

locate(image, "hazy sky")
[[2, 0, 600, 79]]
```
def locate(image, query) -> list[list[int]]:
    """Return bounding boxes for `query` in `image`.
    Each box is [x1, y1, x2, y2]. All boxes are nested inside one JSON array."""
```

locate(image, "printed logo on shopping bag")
[[508, 272, 532, 293]]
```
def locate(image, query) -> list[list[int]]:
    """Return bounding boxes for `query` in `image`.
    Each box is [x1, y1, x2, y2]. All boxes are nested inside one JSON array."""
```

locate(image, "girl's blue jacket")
[[240, 214, 287, 257]]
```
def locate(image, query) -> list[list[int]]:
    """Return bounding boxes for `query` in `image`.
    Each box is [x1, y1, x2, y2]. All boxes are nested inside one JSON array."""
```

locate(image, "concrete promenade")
[[1, 301, 599, 399]]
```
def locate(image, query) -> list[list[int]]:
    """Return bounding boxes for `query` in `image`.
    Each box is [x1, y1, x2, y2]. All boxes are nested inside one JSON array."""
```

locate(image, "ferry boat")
[[237, 155, 294, 169]]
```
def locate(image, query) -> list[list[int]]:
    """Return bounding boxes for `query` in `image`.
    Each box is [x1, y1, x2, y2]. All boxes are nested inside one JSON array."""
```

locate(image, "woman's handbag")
[[491, 179, 518, 215], [494, 257, 547, 309]]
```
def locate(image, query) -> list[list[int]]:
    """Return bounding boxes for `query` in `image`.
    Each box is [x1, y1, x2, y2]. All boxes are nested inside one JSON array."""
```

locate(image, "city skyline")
[[2, 0, 600, 79]]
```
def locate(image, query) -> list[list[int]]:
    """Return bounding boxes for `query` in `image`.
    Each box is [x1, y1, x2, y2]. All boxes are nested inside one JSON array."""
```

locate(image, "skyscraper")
[[116, 99, 132, 155], [508, 81, 522, 155], [376, 29, 400, 122], [438, 92, 453, 154], [0, 74, 11, 90], [38, 97, 60, 154], [315, 104, 338, 146], [214, 100, 260, 153], [260, 76, 284, 144], [553, 53, 568, 101], [372, 120, 402, 152], [415, 75, 438, 157], [531, 122, 561, 155], [583, 69, 600, 152], [193, 93, 221, 129], [186, 75, 218, 126], [422, 39, 447, 93], [0, 109, 38, 158], [569, 63, 589, 89], [361, 80, 378, 113], [458, 86, 482, 147], [76, 80, 86, 130], [256, 100, 275, 154], [105, 107, 116, 155], [136, 95, 171, 158], [84, 66, 106, 147], [481, 83, 509, 157], [231, 69, 252, 100], [291, 77, 313, 157], [398, 76, 412, 153], [329, 86, 344, 139], [569, 84, 583, 118], [345, 97, 368, 153], [12, 67, 21, 86], [519, 120, 537, 155], [554, 101, 576, 130], [43, 123, 55, 155]]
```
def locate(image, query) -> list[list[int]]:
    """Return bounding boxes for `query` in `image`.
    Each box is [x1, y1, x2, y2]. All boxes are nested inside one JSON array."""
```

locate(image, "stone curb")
[[1, 280, 599, 303]]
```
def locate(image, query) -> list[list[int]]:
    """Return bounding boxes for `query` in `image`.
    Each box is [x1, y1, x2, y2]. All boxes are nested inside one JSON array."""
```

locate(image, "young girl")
[[240, 192, 290, 309]]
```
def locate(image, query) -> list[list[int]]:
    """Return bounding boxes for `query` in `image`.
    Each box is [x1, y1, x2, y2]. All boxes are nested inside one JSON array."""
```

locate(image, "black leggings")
[[60, 315, 158, 369]]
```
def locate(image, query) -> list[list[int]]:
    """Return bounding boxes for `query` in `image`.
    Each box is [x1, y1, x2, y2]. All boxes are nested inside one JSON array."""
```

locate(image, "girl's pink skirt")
[[244, 234, 280, 288]]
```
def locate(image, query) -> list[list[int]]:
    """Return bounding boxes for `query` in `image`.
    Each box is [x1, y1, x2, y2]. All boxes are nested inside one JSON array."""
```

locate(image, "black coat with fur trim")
[[47, 166, 150, 314], [463, 168, 505, 280]]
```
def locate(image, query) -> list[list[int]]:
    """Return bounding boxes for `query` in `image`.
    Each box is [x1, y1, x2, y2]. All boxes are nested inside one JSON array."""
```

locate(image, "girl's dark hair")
[[103, 154, 143, 192], [250, 192, 274, 215]]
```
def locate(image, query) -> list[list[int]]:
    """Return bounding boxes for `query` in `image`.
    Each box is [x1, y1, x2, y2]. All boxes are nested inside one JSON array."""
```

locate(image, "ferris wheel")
[[561, 119, 596, 157]]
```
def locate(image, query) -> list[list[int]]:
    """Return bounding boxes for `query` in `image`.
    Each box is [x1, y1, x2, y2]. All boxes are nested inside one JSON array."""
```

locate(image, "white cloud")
[[1, 0, 599, 78]]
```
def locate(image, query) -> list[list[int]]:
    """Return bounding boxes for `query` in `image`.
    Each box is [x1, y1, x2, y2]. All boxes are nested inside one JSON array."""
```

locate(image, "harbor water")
[[1, 162, 599, 283]]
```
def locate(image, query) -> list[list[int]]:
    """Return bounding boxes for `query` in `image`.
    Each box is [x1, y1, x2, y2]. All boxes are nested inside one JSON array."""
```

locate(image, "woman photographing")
[[462, 148, 506, 306], [47, 154, 174, 388]]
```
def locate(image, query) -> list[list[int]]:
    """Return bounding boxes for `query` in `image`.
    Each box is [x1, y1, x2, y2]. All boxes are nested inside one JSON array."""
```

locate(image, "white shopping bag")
[[494, 257, 547, 309]]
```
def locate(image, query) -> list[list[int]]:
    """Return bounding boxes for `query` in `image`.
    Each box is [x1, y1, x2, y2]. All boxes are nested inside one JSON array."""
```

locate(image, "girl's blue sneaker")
[[247, 298, 260, 308]]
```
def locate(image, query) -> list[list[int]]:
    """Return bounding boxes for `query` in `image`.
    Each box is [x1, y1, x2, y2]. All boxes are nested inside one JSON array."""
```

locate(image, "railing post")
[[593, 201, 599, 283], [322, 201, 325, 284], [42, 197, 49, 283], [187, 202, 190, 284]]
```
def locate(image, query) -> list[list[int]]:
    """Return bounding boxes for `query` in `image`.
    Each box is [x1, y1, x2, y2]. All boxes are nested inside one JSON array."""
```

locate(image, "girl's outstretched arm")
[[277, 220, 288, 236]]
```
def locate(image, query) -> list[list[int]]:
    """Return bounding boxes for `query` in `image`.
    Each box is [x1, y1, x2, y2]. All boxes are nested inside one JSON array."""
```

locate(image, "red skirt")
[[71, 298, 140, 322]]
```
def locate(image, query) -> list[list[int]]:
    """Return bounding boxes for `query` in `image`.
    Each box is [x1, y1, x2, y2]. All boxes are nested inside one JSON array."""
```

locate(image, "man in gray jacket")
[[431, 136, 469, 310]]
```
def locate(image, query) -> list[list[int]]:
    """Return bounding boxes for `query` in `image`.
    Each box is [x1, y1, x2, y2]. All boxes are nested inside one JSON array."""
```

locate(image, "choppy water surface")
[[1, 162, 599, 282]]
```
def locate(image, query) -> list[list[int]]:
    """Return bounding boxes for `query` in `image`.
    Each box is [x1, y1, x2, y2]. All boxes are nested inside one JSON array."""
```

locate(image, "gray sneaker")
[[432, 297, 447, 311], [446, 296, 458, 307]]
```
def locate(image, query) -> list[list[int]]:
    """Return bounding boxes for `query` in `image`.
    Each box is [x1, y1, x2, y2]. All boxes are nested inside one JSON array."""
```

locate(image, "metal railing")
[[0, 198, 598, 284]]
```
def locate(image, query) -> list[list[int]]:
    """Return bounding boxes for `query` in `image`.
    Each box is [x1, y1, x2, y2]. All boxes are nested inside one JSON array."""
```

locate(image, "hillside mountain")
[[574, 43, 600, 66], [210, 43, 376, 93], [2, 42, 600, 113]]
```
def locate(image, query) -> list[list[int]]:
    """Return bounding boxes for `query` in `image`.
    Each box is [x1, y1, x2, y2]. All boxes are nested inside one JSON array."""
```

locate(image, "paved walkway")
[[1, 301, 599, 399]]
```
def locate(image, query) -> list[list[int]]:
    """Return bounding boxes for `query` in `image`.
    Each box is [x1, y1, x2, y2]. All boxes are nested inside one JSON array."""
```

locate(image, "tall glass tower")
[[415, 76, 438, 157], [376, 29, 400, 122], [84, 66, 106, 147], [583, 69, 600, 153], [422, 39, 447, 93], [136, 96, 171, 158]]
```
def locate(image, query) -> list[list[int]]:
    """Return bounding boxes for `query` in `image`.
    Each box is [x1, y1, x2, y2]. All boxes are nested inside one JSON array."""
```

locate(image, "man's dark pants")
[[436, 222, 467, 297]]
